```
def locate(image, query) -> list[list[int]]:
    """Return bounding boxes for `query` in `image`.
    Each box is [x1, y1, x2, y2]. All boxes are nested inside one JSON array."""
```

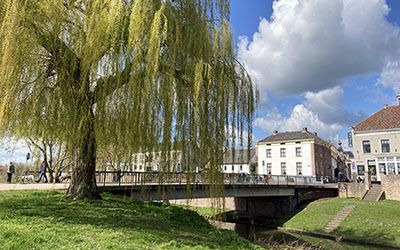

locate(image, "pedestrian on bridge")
[[7, 162, 15, 183], [35, 160, 48, 183]]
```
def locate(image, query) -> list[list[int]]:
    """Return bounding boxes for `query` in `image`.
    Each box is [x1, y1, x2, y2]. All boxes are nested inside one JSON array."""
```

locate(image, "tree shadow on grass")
[[334, 226, 397, 247], [0, 190, 256, 249]]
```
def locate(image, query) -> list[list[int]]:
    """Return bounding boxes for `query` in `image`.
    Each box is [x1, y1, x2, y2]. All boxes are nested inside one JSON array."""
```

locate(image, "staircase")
[[362, 184, 384, 201], [324, 205, 356, 233]]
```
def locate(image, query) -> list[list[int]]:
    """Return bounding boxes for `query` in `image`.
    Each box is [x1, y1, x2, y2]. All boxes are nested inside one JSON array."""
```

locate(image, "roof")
[[354, 105, 400, 132], [258, 130, 328, 145], [223, 149, 255, 164]]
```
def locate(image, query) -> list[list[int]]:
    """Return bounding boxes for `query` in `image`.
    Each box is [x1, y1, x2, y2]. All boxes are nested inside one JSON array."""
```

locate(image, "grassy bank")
[[0, 190, 262, 250], [284, 198, 400, 245]]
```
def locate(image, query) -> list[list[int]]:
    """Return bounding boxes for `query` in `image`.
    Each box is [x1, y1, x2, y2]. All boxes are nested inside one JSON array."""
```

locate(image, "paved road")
[[0, 183, 69, 191]]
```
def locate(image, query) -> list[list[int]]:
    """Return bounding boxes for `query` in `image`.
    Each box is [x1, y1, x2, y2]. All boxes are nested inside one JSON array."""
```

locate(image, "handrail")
[[94, 171, 337, 187]]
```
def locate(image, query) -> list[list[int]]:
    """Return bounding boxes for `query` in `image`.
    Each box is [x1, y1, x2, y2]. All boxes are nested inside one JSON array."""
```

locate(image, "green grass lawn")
[[284, 198, 400, 245], [0, 190, 262, 250]]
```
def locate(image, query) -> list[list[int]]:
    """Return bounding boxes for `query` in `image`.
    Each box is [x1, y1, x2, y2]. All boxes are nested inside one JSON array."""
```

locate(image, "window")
[[224, 166, 227, 171], [388, 163, 396, 174], [262, 160, 265, 166], [379, 163, 386, 174], [240, 165, 243, 171], [266, 163, 272, 174], [266, 149, 271, 158], [134, 165, 137, 170], [362, 140, 371, 153], [296, 162, 302, 175], [280, 148, 286, 157], [381, 139, 390, 153], [397, 163, 400, 174], [296, 147, 302, 157], [357, 165, 365, 175], [281, 162, 287, 175], [231, 165, 234, 171]]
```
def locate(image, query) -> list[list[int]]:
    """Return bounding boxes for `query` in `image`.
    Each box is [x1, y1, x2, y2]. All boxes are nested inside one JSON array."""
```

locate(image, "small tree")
[[26, 137, 71, 183], [0, 0, 256, 199]]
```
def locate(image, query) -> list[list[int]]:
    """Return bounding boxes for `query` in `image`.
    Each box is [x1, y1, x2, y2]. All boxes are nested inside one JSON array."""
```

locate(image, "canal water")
[[210, 220, 393, 250]]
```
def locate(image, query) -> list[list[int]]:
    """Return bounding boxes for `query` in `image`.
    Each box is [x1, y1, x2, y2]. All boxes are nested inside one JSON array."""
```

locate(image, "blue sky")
[[231, 0, 400, 146]]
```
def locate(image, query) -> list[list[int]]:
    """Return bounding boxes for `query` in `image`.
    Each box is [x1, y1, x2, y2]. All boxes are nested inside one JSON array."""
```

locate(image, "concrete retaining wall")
[[338, 182, 366, 199], [169, 197, 236, 210], [381, 175, 400, 201]]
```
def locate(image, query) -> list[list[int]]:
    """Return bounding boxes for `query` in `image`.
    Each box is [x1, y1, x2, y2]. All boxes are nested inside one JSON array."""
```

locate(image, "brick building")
[[351, 101, 400, 181]]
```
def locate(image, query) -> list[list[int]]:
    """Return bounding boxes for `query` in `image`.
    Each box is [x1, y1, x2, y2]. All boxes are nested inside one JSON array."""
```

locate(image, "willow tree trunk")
[[67, 104, 100, 200]]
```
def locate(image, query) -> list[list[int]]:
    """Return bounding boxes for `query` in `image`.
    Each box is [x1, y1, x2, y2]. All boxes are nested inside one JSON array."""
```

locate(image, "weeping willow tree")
[[0, 0, 256, 199]]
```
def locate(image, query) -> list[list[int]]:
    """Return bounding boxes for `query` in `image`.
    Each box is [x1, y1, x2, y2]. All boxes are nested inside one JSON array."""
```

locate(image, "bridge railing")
[[95, 171, 336, 187], [222, 174, 337, 186]]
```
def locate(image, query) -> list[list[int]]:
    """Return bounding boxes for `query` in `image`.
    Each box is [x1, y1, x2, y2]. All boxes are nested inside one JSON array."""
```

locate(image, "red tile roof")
[[354, 105, 400, 132]]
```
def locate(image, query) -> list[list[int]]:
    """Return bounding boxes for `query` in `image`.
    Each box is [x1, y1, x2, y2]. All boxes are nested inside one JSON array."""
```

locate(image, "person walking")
[[7, 162, 15, 183], [35, 160, 48, 183]]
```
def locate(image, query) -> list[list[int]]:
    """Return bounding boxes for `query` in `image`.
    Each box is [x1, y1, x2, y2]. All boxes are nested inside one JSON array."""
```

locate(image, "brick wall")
[[314, 144, 333, 177], [338, 182, 366, 198], [381, 175, 400, 201]]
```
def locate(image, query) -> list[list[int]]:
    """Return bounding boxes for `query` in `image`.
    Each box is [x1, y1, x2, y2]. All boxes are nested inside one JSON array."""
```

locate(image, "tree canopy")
[[0, 0, 257, 199]]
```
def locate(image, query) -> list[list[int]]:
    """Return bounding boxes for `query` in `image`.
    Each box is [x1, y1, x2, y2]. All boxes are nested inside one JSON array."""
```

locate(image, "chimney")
[[302, 127, 308, 132], [397, 93, 400, 105], [314, 132, 318, 136], [384, 104, 389, 109], [273, 130, 278, 135]]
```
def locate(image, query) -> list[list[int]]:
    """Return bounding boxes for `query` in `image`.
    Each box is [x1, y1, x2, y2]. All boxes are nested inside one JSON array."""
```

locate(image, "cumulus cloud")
[[255, 104, 342, 140], [303, 87, 366, 125], [378, 61, 400, 94], [239, 0, 400, 96], [254, 86, 366, 140]]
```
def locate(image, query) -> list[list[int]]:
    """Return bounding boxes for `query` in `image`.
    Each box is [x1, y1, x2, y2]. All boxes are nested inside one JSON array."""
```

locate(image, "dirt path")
[[0, 183, 69, 191]]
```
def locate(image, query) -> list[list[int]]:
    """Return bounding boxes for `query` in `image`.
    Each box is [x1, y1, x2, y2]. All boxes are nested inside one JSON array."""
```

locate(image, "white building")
[[107, 150, 183, 172], [256, 128, 334, 178], [221, 149, 255, 174]]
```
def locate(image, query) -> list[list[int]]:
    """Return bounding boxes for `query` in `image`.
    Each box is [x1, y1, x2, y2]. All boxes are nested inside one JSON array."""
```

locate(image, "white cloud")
[[304, 87, 366, 125], [378, 61, 400, 94], [255, 104, 342, 140], [239, 0, 400, 96], [0, 138, 30, 165], [254, 86, 367, 141]]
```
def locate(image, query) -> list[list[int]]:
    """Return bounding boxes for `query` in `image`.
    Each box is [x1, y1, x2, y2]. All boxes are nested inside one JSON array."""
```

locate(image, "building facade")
[[256, 128, 334, 178], [221, 149, 255, 174], [351, 104, 400, 181]]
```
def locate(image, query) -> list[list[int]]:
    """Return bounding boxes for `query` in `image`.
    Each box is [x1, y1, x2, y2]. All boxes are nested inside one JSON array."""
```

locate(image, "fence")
[[95, 171, 337, 187]]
